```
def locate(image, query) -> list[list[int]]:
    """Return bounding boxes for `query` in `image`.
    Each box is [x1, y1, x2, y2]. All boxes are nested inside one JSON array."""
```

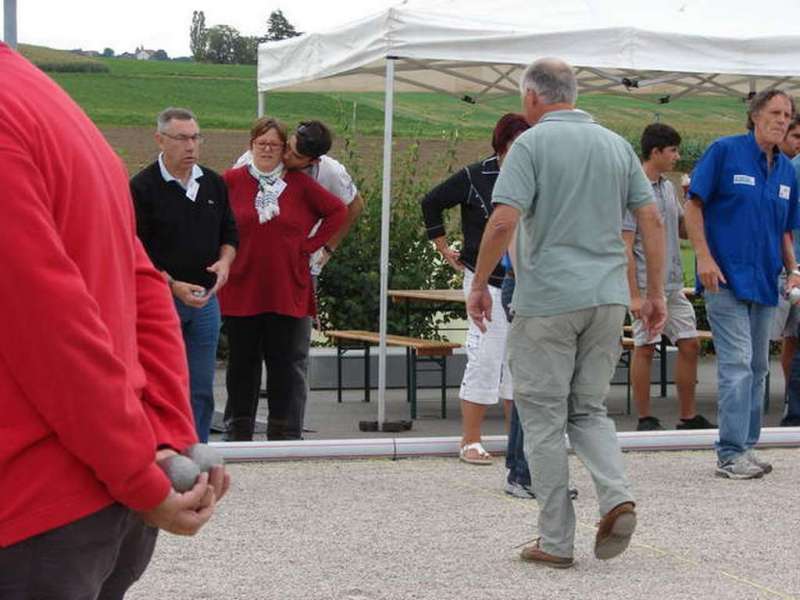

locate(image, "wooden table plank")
[[325, 329, 461, 355], [388, 289, 465, 304]]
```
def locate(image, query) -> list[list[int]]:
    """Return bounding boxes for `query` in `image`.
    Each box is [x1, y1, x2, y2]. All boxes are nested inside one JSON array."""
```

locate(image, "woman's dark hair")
[[492, 113, 531, 156], [746, 90, 796, 131], [640, 123, 682, 160], [249, 117, 288, 145]]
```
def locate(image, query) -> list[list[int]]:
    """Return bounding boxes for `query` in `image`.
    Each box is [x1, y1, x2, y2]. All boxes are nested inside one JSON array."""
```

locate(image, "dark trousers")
[[0, 504, 157, 600], [783, 320, 800, 425], [223, 312, 311, 440], [501, 273, 532, 486]]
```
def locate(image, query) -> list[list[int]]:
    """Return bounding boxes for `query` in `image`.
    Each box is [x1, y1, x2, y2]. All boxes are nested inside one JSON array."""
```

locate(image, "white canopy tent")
[[256, 0, 800, 427]]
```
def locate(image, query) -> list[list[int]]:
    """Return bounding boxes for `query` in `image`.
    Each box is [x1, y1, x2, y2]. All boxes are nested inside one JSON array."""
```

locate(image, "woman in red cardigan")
[[220, 117, 346, 440]]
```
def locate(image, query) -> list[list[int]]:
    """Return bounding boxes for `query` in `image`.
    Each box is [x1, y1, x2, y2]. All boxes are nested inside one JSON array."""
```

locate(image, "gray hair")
[[746, 90, 795, 131], [518, 58, 578, 105], [156, 107, 197, 132]]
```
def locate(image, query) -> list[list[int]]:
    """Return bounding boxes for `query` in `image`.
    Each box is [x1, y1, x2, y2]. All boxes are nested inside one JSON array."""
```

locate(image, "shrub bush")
[[317, 129, 465, 340]]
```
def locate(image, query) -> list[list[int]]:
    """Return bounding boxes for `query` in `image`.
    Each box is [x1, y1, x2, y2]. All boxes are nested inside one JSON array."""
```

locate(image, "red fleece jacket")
[[0, 44, 197, 547]]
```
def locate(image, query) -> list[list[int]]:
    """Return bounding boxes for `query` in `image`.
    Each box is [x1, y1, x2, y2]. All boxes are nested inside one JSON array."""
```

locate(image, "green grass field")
[[31, 53, 749, 150]]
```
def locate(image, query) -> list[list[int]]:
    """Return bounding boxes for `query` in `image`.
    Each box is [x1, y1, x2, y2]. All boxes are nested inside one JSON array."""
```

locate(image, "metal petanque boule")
[[183, 443, 224, 473], [157, 454, 201, 493]]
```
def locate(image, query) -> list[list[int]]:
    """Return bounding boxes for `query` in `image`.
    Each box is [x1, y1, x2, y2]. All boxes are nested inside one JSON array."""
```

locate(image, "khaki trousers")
[[508, 304, 634, 558]]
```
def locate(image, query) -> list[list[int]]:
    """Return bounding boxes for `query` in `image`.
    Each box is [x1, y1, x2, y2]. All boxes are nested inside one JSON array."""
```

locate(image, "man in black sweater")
[[131, 107, 238, 443]]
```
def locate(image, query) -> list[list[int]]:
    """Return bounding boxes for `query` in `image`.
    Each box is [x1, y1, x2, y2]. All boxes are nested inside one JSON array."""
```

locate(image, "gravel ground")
[[128, 449, 799, 600]]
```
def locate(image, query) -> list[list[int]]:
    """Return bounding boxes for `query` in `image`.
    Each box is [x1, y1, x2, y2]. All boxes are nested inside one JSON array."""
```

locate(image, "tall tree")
[[232, 35, 259, 65], [264, 9, 301, 41], [190, 10, 208, 61], [102, 47, 114, 58], [205, 24, 239, 64]]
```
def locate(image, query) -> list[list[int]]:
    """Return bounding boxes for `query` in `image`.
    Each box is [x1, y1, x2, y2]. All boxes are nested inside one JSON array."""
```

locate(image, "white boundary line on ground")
[[211, 427, 800, 462]]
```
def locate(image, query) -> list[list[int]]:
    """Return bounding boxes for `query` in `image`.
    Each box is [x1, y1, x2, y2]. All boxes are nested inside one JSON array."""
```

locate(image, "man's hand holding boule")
[[140, 472, 216, 535], [170, 280, 209, 308], [184, 444, 230, 503], [157, 445, 230, 503]]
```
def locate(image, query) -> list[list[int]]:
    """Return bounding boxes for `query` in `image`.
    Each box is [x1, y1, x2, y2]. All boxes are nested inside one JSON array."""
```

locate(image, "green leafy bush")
[[317, 129, 465, 339]]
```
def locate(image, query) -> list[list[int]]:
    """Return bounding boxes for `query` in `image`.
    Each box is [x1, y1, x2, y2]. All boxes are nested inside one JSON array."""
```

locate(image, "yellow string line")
[[575, 515, 797, 599], [447, 474, 796, 600]]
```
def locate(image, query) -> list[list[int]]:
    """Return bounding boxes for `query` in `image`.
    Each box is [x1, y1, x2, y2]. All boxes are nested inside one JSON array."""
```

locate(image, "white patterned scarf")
[[248, 162, 286, 223]]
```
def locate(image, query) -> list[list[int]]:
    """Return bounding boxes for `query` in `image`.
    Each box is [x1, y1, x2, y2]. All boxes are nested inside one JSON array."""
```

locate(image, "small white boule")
[[183, 444, 224, 473], [157, 454, 201, 493]]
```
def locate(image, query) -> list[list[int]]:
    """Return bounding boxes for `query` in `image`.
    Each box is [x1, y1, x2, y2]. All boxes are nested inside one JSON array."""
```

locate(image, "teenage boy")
[[623, 123, 715, 432]]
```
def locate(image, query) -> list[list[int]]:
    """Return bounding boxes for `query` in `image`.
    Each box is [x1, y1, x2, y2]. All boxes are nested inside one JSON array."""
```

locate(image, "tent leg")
[[377, 58, 396, 428], [257, 91, 266, 117], [4, 0, 17, 49]]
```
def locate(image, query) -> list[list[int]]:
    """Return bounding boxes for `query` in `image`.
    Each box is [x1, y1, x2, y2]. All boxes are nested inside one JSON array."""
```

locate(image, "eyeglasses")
[[253, 141, 285, 151], [162, 132, 204, 143]]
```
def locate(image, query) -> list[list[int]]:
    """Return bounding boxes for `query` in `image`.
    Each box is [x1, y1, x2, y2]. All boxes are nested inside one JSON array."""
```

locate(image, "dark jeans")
[[501, 273, 532, 485], [784, 320, 800, 425], [0, 504, 157, 600], [223, 312, 311, 440], [174, 295, 221, 443]]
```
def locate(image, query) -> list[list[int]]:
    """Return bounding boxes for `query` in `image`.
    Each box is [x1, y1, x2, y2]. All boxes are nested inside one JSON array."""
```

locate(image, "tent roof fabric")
[[257, 0, 800, 96]]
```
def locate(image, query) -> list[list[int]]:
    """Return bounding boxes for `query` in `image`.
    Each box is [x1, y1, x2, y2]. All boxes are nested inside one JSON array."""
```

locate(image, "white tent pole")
[[257, 91, 266, 117], [4, 0, 17, 49], [377, 57, 396, 427]]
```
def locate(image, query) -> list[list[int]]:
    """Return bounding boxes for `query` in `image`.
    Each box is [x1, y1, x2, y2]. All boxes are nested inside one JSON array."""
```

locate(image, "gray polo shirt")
[[622, 176, 684, 293], [493, 109, 654, 317]]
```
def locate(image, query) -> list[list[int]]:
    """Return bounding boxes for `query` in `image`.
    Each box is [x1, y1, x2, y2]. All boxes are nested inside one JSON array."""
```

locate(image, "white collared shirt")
[[158, 153, 204, 201]]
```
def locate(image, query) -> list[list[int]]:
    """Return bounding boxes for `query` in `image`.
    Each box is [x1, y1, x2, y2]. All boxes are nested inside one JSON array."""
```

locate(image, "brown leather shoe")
[[594, 502, 637, 560], [520, 539, 574, 569]]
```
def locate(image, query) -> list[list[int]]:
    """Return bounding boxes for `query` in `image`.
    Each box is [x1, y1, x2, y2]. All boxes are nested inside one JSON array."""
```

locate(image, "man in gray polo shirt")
[[467, 58, 666, 568], [623, 123, 714, 432]]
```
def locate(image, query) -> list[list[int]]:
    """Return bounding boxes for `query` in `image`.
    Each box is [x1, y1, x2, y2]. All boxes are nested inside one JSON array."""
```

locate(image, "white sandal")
[[459, 442, 493, 465]]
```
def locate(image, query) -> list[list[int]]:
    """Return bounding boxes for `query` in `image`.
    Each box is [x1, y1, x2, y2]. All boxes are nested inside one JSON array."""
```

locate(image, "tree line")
[[190, 9, 301, 65]]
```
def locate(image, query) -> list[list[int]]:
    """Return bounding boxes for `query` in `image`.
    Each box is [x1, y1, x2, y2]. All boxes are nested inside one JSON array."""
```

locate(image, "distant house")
[[118, 52, 136, 60], [134, 46, 157, 60]]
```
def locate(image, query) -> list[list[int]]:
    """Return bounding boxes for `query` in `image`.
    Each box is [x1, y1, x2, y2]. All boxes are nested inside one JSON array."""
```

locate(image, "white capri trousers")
[[460, 269, 513, 405]]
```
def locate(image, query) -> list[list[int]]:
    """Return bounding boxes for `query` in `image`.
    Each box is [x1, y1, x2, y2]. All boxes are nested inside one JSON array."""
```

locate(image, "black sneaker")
[[637, 416, 664, 431], [780, 416, 800, 427], [676, 414, 716, 430]]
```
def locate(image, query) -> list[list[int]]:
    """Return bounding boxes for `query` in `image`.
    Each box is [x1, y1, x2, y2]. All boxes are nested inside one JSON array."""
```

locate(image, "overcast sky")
[[3, 0, 402, 57]]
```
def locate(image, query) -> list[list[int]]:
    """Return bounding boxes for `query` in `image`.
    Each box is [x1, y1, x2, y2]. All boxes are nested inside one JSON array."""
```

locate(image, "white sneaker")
[[744, 450, 773, 474], [715, 454, 764, 479]]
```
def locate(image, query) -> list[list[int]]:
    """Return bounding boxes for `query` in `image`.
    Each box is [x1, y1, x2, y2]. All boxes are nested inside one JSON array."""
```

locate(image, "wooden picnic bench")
[[325, 330, 461, 419], [618, 329, 772, 415]]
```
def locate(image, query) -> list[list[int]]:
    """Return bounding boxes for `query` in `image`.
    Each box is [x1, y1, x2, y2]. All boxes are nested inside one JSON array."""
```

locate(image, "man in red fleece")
[[0, 44, 229, 598]]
